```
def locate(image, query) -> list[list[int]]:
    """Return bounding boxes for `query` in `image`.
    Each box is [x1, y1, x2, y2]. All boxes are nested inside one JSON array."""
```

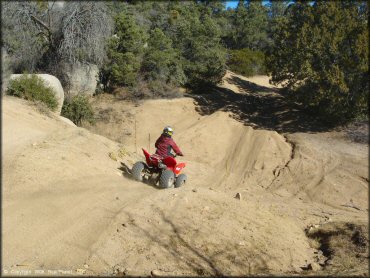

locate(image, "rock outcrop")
[[66, 63, 99, 96]]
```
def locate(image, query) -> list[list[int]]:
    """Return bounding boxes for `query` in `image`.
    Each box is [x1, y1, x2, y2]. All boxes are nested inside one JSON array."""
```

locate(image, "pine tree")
[[231, 0, 248, 49], [142, 28, 185, 85], [102, 1, 230, 92], [104, 12, 147, 87], [269, 0, 288, 19], [245, 1, 269, 50], [268, 1, 368, 121], [180, 12, 227, 88], [226, 0, 269, 50]]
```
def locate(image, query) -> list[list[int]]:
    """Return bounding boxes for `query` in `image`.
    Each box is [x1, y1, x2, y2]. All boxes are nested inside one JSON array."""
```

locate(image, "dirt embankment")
[[2, 71, 368, 276]]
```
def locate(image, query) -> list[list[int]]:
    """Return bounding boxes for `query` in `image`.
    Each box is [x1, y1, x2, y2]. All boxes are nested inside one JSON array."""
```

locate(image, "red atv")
[[131, 149, 187, 188]]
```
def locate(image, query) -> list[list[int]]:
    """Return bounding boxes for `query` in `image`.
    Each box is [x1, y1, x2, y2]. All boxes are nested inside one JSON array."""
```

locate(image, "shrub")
[[147, 80, 181, 98], [61, 95, 95, 126], [6, 74, 58, 111], [125, 81, 153, 100], [228, 48, 267, 77], [111, 79, 181, 101]]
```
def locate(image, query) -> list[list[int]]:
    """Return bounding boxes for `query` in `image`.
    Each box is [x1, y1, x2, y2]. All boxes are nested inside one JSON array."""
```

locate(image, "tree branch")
[[30, 15, 50, 32]]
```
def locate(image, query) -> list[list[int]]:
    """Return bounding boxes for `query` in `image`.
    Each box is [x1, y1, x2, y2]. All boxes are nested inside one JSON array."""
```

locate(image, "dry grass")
[[306, 221, 369, 276], [33, 101, 53, 117]]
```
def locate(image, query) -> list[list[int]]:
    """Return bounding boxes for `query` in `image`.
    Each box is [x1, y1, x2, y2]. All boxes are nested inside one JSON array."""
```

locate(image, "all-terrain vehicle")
[[132, 149, 187, 188]]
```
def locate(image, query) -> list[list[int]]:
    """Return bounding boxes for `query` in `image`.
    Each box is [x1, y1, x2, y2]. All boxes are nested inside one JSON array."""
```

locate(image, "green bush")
[[6, 74, 58, 111], [228, 48, 267, 77], [61, 95, 95, 126]]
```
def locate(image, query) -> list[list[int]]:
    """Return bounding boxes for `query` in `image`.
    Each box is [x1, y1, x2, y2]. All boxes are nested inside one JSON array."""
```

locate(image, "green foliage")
[[61, 95, 95, 126], [174, 11, 227, 88], [266, 1, 289, 49], [103, 2, 226, 93], [228, 48, 267, 76], [227, 1, 269, 50], [268, 1, 368, 122], [268, 1, 288, 19], [6, 74, 58, 111], [102, 12, 147, 88], [142, 28, 185, 85]]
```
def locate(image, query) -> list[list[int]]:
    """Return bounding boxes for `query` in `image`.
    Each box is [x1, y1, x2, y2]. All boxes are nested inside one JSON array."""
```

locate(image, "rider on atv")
[[131, 126, 187, 188], [155, 126, 183, 158]]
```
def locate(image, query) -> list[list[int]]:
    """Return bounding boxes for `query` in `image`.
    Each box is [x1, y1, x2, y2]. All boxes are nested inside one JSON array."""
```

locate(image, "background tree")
[[229, 0, 248, 49], [266, 1, 289, 49], [2, 1, 60, 72], [268, 1, 368, 122], [2, 1, 112, 86], [269, 0, 288, 19], [225, 1, 269, 50], [174, 8, 227, 88], [58, 2, 112, 66], [141, 28, 185, 86], [103, 2, 227, 91], [244, 1, 269, 50], [103, 12, 147, 88]]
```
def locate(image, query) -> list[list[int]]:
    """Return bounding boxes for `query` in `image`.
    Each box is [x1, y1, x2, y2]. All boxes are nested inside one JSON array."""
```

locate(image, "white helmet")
[[163, 126, 174, 137]]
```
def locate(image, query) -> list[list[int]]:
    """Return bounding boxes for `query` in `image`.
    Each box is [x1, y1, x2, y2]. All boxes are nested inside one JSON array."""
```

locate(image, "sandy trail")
[[2, 98, 156, 273], [2, 72, 368, 276]]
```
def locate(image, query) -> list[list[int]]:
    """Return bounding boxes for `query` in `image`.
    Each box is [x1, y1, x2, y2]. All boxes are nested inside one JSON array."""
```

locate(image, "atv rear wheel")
[[159, 169, 175, 188], [132, 162, 146, 181], [175, 174, 187, 188]]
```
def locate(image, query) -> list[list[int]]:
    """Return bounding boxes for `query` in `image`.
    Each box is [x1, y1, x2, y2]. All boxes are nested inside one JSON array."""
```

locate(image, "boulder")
[[58, 116, 76, 127], [66, 63, 99, 96], [10, 74, 64, 114]]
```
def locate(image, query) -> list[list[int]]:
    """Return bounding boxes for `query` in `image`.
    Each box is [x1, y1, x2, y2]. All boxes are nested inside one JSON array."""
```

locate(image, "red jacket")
[[155, 134, 183, 158]]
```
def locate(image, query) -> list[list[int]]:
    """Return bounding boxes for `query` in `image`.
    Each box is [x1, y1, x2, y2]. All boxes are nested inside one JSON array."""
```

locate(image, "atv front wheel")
[[132, 162, 146, 181], [159, 169, 175, 188], [175, 174, 187, 188]]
